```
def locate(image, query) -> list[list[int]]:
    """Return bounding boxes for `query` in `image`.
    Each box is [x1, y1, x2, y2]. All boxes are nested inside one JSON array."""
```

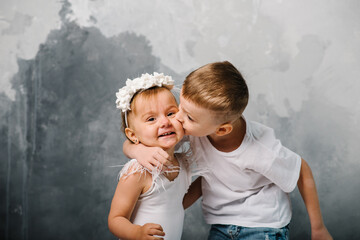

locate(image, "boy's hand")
[[136, 223, 165, 240], [135, 145, 170, 171], [123, 140, 171, 171], [311, 225, 333, 240]]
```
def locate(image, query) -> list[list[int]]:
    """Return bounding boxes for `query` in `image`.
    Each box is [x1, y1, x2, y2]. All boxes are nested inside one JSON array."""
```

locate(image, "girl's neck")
[[162, 146, 180, 181], [164, 147, 178, 164]]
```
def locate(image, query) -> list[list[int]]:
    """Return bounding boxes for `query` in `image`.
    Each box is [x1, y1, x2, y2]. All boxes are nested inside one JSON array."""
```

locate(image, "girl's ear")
[[125, 128, 139, 144], [215, 123, 233, 136]]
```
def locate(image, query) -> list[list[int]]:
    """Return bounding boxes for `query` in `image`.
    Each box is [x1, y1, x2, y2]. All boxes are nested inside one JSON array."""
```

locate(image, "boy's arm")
[[297, 158, 332, 240], [108, 173, 165, 239], [123, 139, 171, 171], [183, 177, 202, 209]]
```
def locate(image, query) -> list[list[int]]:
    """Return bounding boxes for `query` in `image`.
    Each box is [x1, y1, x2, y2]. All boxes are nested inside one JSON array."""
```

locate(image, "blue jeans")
[[208, 224, 289, 240]]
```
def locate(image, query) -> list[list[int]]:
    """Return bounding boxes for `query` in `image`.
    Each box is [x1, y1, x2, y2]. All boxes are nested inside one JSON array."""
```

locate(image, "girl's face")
[[126, 89, 184, 150]]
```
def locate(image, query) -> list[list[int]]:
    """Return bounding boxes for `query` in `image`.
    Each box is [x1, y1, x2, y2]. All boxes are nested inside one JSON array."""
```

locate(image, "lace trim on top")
[[118, 158, 184, 193], [119, 159, 181, 179]]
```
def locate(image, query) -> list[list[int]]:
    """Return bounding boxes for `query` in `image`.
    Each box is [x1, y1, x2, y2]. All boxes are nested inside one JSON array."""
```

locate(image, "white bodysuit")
[[119, 155, 191, 240]]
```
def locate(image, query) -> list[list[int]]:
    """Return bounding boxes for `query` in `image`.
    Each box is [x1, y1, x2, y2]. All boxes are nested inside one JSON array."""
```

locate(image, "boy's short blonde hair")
[[182, 61, 249, 122]]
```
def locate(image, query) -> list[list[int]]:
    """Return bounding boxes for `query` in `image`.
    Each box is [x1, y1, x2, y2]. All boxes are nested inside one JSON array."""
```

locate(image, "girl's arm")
[[183, 177, 202, 209], [297, 158, 332, 240], [123, 139, 171, 171], [108, 172, 165, 239]]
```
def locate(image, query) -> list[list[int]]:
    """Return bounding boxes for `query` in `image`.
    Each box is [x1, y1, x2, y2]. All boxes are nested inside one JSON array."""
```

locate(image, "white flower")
[[115, 72, 174, 112]]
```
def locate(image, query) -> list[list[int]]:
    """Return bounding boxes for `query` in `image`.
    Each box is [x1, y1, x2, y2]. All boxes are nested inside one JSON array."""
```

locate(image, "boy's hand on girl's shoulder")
[[311, 225, 333, 240], [136, 223, 165, 240], [135, 145, 171, 171]]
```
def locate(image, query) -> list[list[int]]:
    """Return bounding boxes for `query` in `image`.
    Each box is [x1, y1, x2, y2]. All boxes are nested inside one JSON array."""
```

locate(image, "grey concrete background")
[[1, 1, 359, 239]]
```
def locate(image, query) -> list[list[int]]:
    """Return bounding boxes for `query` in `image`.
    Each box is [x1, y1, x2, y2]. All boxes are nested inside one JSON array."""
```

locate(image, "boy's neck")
[[207, 117, 246, 153]]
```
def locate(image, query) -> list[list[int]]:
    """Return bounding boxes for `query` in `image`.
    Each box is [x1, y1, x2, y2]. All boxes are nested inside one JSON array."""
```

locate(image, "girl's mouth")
[[158, 132, 175, 138]]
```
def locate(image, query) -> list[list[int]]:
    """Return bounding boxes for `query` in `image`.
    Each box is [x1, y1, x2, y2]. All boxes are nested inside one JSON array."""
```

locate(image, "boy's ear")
[[215, 123, 233, 136], [125, 128, 139, 144]]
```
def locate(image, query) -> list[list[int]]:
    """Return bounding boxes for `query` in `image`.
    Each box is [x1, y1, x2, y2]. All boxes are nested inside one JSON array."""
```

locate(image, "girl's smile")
[[126, 89, 184, 151]]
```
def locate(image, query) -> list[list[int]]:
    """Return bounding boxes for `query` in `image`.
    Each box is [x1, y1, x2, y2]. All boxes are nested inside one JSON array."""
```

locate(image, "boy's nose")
[[175, 109, 184, 123]]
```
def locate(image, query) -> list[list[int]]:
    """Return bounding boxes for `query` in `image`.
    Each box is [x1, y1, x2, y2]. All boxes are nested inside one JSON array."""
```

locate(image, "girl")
[[108, 73, 191, 240]]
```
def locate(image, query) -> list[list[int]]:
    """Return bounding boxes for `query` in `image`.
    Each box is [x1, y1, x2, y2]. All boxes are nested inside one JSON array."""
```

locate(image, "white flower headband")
[[116, 72, 174, 127]]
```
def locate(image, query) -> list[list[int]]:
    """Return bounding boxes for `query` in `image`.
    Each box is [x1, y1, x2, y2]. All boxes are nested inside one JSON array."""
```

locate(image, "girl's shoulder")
[[119, 159, 150, 180], [118, 159, 153, 190]]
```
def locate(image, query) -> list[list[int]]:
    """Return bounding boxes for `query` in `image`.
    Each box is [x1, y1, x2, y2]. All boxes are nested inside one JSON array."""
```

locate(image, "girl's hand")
[[311, 225, 333, 240], [136, 223, 165, 240], [135, 145, 170, 171]]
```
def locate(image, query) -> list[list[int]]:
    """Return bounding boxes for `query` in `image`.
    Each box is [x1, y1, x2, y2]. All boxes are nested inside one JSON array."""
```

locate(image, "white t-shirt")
[[189, 117, 302, 228]]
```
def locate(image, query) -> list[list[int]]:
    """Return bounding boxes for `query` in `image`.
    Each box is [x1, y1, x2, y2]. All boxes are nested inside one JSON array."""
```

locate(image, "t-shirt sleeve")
[[249, 124, 302, 193], [262, 145, 302, 193]]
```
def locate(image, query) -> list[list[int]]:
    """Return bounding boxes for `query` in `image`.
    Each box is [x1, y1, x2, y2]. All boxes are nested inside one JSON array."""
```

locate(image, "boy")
[[124, 61, 332, 240]]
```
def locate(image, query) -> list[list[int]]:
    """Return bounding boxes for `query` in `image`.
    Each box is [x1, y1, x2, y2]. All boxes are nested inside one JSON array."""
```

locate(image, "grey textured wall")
[[1, 1, 359, 239]]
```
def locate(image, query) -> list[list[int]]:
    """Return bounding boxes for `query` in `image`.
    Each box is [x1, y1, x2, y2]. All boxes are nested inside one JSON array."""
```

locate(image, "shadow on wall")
[[247, 92, 360, 240], [0, 5, 167, 239]]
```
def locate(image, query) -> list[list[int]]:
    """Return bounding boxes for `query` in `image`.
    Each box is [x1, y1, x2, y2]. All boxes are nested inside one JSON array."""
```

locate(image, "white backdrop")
[[1, 1, 359, 239]]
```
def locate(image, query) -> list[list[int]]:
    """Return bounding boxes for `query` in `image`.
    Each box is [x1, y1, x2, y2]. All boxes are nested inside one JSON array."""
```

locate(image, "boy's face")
[[176, 90, 220, 137]]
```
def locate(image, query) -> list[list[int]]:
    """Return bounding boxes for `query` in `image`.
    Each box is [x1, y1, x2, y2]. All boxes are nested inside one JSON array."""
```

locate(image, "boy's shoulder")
[[228, 120, 282, 164], [245, 119, 301, 159], [246, 120, 277, 142]]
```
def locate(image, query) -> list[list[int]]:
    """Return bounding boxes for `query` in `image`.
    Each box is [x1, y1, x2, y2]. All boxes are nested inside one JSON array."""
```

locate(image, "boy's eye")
[[147, 117, 155, 122], [187, 115, 193, 121], [167, 112, 175, 117]]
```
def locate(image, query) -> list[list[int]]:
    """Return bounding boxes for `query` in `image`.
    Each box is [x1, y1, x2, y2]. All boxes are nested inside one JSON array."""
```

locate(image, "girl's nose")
[[160, 115, 171, 128]]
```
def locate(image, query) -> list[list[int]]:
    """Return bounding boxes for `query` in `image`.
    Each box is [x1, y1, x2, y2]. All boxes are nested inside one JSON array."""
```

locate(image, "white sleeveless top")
[[120, 156, 191, 240]]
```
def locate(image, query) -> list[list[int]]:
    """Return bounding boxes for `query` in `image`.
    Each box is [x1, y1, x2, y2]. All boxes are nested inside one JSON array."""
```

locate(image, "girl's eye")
[[147, 117, 155, 122], [187, 115, 193, 121], [167, 112, 175, 117]]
